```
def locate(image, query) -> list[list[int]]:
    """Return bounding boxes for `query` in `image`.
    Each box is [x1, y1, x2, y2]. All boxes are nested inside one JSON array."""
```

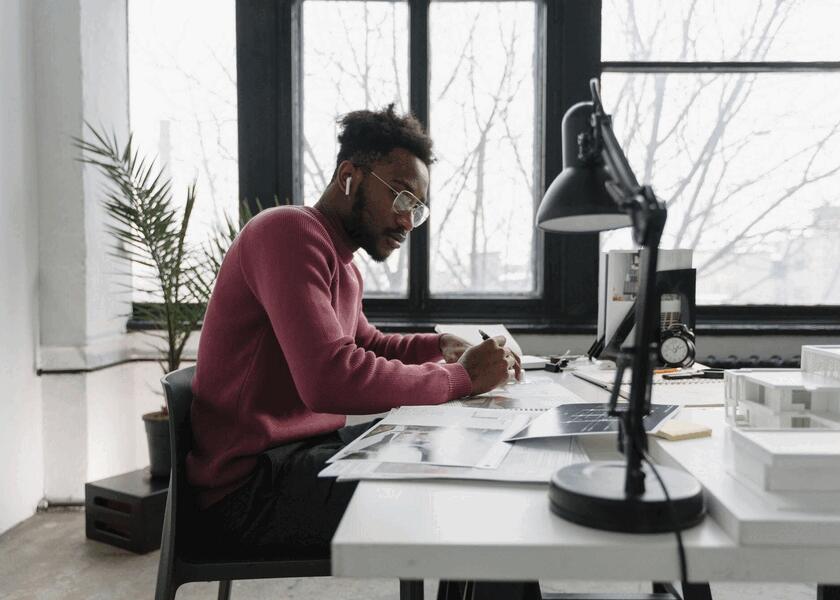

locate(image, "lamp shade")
[[537, 102, 631, 233]]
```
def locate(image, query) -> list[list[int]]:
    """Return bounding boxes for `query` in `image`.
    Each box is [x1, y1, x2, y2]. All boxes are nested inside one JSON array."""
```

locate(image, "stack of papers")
[[320, 401, 590, 483], [320, 436, 587, 483]]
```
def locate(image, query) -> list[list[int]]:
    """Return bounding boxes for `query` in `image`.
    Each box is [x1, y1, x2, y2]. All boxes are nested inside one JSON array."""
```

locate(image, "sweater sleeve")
[[355, 309, 444, 364], [238, 214, 473, 414]]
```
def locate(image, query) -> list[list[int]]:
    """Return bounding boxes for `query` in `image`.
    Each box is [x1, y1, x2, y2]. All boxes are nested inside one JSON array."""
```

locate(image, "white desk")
[[332, 371, 840, 587]]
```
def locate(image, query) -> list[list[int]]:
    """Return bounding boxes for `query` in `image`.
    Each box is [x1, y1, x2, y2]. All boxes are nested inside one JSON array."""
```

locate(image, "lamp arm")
[[590, 79, 639, 198], [589, 77, 668, 497], [589, 78, 666, 247]]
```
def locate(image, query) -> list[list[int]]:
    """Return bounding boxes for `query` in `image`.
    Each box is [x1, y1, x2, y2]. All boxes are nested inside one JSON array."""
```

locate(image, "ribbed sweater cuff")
[[443, 362, 473, 399]]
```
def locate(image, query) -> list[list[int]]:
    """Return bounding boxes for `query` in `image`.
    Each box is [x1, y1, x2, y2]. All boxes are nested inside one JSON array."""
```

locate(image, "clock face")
[[660, 336, 690, 365]]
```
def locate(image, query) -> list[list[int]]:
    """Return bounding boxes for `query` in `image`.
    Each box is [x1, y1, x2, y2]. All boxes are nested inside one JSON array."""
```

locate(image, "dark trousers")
[[198, 420, 541, 599], [197, 420, 376, 556]]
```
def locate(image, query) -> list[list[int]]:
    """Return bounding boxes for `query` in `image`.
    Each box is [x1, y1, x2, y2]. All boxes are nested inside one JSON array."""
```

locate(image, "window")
[[302, 0, 410, 295], [600, 0, 840, 308], [236, 0, 839, 332], [428, 2, 538, 296], [300, 1, 540, 298], [129, 0, 239, 303], [238, 0, 600, 330]]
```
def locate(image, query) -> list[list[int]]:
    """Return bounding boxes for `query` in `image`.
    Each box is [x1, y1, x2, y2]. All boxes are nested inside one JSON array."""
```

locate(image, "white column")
[[34, 0, 131, 501]]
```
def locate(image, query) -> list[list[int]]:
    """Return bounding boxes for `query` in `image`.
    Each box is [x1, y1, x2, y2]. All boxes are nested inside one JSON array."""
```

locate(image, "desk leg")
[[437, 580, 467, 600], [652, 582, 712, 600], [400, 579, 424, 600], [818, 585, 840, 600], [470, 581, 542, 600], [680, 583, 712, 600], [652, 582, 680, 597]]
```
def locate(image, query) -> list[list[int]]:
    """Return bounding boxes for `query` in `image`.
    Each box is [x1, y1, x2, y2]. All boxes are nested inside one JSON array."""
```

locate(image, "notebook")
[[573, 365, 725, 407]]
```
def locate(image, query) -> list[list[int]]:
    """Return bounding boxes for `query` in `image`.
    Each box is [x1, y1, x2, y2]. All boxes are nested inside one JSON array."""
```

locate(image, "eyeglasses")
[[366, 169, 430, 227]]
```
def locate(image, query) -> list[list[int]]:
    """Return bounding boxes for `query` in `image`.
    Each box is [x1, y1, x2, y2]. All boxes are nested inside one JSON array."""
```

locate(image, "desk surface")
[[331, 371, 840, 583]]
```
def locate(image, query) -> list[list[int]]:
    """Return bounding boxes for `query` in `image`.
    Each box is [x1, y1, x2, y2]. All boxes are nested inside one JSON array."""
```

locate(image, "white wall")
[[1, 0, 133, 531], [0, 0, 45, 535]]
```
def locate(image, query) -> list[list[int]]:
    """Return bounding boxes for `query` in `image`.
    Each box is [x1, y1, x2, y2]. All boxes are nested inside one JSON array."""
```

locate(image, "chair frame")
[[154, 366, 331, 600]]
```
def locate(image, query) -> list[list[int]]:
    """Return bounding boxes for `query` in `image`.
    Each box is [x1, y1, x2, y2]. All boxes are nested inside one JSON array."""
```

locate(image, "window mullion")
[[408, 0, 430, 313], [236, 0, 301, 214], [541, 0, 602, 321]]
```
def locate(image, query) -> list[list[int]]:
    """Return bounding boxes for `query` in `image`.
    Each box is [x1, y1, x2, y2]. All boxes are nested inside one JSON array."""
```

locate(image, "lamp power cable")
[[633, 438, 690, 592]]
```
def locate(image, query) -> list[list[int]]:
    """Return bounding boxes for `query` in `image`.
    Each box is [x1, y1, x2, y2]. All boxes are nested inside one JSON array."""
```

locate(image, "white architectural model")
[[725, 345, 840, 430], [724, 346, 840, 492]]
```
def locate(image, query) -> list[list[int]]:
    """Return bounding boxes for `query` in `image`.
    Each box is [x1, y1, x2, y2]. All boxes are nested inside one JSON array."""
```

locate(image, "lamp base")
[[549, 461, 705, 533]]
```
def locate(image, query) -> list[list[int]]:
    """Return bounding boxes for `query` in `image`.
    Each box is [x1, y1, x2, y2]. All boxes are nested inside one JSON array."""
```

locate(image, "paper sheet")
[[434, 323, 549, 369], [327, 406, 530, 469], [494, 373, 584, 398], [434, 323, 524, 356]]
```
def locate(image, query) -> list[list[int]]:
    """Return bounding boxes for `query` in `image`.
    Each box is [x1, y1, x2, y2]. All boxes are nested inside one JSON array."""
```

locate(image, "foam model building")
[[724, 345, 840, 492], [725, 345, 840, 431]]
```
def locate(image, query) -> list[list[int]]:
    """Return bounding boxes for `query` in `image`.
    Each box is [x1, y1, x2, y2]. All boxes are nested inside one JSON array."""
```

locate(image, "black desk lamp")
[[538, 79, 705, 533]]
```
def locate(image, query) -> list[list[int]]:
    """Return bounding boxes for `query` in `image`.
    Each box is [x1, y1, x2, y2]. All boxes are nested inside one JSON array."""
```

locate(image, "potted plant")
[[76, 126, 216, 479]]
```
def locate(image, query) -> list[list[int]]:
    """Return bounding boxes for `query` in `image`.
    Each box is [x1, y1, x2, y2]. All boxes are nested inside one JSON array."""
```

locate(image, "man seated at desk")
[[187, 105, 522, 553]]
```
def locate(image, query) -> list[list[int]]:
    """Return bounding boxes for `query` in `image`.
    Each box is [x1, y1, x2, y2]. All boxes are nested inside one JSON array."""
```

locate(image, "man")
[[188, 105, 521, 553]]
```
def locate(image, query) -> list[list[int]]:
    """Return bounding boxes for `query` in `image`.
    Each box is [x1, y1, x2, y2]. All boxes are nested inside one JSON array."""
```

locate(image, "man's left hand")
[[439, 333, 471, 364]]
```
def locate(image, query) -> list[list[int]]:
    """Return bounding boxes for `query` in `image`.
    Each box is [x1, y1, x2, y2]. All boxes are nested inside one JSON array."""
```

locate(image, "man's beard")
[[344, 186, 390, 262]]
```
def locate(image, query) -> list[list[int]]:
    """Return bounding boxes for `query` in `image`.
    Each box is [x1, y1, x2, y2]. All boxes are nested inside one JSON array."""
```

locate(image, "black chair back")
[[156, 365, 196, 598], [155, 365, 331, 600]]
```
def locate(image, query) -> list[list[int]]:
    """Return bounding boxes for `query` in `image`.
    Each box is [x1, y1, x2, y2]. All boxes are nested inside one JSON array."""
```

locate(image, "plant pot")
[[143, 411, 171, 479]]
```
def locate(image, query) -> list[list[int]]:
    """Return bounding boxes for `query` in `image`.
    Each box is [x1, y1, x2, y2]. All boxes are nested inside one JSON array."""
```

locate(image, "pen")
[[478, 329, 491, 341], [654, 367, 680, 374], [662, 369, 725, 380]]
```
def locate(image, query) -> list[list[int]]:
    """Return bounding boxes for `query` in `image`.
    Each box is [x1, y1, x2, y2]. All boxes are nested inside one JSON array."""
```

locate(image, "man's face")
[[344, 148, 429, 262]]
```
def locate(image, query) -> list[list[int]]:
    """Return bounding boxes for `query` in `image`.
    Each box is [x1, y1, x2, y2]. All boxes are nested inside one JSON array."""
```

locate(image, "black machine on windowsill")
[[587, 254, 698, 368], [536, 79, 705, 533]]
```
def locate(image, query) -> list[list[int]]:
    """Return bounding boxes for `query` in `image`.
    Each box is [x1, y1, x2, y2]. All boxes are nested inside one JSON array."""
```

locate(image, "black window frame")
[[236, 0, 602, 334], [601, 35, 840, 336], [131, 0, 840, 334]]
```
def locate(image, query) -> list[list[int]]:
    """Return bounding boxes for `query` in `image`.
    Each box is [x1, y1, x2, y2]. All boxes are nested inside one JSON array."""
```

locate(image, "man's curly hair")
[[335, 104, 434, 173]]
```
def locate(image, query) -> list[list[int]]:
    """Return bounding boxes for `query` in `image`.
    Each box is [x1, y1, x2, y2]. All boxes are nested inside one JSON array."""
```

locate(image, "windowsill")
[[125, 318, 840, 336], [38, 331, 199, 374], [695, 322, 840, 336]]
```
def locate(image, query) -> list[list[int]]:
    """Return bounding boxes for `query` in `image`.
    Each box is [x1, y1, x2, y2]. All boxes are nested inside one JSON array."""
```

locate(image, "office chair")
[[155, 365, 331, 600]]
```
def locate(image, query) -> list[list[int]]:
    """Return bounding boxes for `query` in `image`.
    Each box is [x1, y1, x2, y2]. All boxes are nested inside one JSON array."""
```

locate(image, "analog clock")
[[659, 323, 696, 368]]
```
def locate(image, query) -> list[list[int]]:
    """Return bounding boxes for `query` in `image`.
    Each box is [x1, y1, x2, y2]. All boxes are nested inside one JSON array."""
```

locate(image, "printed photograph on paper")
[[336, 423, 504, 468]]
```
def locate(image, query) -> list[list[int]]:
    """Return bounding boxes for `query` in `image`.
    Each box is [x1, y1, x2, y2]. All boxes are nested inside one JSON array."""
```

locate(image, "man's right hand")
[[457, 336, 519, 396]]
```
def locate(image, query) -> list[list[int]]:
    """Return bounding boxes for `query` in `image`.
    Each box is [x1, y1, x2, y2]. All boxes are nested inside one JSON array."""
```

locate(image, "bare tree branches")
[[605, 0, 840, 303]]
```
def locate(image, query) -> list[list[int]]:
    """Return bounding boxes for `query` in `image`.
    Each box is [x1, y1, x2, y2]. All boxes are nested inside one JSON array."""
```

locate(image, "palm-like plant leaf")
[[75, 125, 282, 407], [74, 124, 210, 381]]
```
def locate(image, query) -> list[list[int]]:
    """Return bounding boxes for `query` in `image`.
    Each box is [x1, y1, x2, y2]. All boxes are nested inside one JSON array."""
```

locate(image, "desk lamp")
[[538, 79, 705, 533]]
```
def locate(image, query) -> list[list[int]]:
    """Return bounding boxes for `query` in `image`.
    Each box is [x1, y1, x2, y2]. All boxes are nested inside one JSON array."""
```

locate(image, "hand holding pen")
[[478, 329, 522, 382]]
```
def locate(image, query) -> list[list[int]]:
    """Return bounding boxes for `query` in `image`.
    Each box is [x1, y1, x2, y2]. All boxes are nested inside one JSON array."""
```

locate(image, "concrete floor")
[[0, 509, 817, 600]]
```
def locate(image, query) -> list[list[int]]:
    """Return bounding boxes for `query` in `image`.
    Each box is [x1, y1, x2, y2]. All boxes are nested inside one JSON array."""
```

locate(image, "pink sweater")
[[187, 205, 472, 507]]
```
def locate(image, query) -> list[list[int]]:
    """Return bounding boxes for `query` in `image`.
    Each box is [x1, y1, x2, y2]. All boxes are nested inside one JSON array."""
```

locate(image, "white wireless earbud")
[[344, 177, 352, 196]]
